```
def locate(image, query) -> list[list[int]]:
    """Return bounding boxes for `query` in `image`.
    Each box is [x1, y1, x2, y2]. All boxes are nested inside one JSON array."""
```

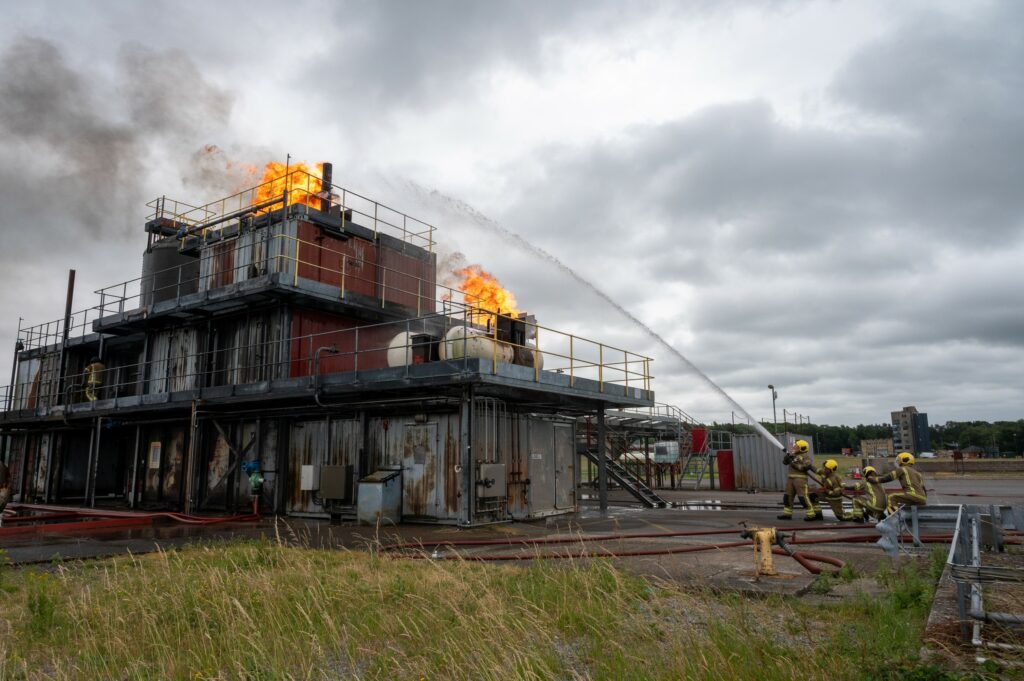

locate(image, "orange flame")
[[251, 161, 324, 213], [455, 265, 520, 324]]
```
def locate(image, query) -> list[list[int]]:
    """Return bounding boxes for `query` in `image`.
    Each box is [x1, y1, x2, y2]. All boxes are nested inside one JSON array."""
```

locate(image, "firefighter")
[[84, 356, 106, 402], [817, 459, 853, 521], [777, 439, 821, 521], [846, 466, 887, 521], [878, 452, 927, 510], [0, 456, 10, 521]]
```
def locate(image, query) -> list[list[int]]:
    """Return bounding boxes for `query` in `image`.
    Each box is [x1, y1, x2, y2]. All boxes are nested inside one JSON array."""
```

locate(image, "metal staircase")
[[674, 429, 730, 489], [581, 448, 668, 508]]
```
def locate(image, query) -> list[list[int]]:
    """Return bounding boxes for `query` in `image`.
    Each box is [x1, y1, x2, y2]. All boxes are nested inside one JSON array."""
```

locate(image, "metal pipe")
[[313, 346, 339, 408], [56, 270, 76, 406], [129, 424, 141, 509], [6, 338, 24, 413], [320, 162, 333, 213]]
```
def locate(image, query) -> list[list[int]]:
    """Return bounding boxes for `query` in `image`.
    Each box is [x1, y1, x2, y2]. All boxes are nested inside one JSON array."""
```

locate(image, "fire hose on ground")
[[0, 502, 261, 537]]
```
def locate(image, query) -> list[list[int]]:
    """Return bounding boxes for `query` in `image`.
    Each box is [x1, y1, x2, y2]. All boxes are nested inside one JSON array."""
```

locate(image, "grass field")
[[0, 539, 968, 680]]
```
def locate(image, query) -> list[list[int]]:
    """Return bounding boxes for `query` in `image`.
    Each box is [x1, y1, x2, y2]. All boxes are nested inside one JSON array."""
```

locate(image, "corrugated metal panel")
[[732, 434, 788, 492], [210, 310, 286, 385], [379, 245, 436, 313], [287, 418, 328, 514], [296, 221, 379, 298], [147, 327, 202, 393], [288, 309, 392, 377], [365, 413, 462, 522]]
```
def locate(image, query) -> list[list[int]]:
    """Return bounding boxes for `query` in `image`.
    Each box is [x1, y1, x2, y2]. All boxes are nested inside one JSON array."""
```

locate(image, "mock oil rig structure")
[[0, 162, 704, 524]]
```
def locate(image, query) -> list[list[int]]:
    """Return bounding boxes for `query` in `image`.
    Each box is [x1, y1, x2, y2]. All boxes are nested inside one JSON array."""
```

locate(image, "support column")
[[460, 386, 475, 525], [644, 436, 652, 488], [597, 405, 607, 515], [86, 417, 102, 507]]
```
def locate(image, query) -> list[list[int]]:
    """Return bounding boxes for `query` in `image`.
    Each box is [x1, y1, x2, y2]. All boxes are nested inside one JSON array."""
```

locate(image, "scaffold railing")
[[1, 302, 653, 415], [145, 167, 435, 251]]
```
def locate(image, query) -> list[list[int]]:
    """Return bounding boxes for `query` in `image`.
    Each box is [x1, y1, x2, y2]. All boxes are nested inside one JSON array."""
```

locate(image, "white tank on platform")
[[438, 325, 514, 364], [386, 331, 436, 367]]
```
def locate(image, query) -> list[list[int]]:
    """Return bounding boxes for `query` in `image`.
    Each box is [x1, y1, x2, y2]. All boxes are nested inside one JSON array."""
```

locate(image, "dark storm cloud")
[[314, 0, 623, 105], [0, 37, 233, 240]]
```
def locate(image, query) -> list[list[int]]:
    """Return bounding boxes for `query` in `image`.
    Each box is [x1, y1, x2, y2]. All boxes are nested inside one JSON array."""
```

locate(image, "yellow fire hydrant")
[[750, 527, 778, 576]]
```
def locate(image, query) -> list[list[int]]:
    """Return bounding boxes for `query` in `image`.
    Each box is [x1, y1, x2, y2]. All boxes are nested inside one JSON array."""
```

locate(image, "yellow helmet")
[[898, 452, 915, 465], [794, 439, 809, 453], [824, 459, 838, 471], [863, 466, 877, 476]]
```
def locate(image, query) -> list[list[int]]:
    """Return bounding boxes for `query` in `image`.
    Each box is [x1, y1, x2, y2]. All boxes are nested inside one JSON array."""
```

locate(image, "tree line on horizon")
[[706, 419, 1024, 455]]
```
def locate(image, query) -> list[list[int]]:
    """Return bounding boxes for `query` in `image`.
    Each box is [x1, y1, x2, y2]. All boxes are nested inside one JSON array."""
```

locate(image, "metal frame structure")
[[0, 167, 657, 525]]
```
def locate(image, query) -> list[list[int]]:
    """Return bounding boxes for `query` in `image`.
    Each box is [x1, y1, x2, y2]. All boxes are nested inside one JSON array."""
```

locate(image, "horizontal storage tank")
[[438, 325, 514, 364], [386, 331, 437, 367], [141, 239, 200, 306]]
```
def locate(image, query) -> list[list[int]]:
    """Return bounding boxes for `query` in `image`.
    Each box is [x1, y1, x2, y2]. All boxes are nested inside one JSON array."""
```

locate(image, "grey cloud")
[[0, 37, 234, 238]]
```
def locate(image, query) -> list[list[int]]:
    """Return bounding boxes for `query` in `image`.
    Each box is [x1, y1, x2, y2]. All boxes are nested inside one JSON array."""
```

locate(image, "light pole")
[[768, 385, 778, 435]]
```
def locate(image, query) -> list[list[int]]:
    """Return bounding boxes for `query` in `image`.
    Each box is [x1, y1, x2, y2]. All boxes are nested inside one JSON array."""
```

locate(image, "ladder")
[[581, 449, 668, 508]]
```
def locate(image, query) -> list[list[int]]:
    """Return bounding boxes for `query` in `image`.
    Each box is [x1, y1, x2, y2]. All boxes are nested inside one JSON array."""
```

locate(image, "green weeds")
[[0, 540, 959, 680]]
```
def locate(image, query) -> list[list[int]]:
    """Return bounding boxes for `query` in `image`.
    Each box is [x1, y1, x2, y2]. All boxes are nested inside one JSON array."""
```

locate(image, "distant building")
[[890, 406, 930, 454], [860, 438, 894, 458]]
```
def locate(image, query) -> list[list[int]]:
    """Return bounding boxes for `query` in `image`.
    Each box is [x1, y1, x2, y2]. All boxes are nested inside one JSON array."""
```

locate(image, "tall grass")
[[0, 541, 952, 680]]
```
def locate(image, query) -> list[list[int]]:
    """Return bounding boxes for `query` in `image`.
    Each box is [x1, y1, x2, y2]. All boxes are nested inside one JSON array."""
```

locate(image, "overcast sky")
[[1, 0, 1021, 427]]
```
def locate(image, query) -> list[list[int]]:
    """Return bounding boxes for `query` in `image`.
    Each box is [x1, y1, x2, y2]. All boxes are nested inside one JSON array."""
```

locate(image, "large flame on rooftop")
[[251, 161, 324, 213], [455, 265, 520, 325]]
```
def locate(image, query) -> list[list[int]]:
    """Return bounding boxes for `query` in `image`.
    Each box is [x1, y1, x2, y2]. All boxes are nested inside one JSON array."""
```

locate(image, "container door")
[[287, 420, 327, 514], [402, 423, 438, 518], [528, 420, 555, 512], [553, 424, 575, 509]]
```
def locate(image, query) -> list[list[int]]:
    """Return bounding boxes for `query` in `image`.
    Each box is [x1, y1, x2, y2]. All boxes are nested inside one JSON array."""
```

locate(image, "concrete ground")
[[2, 475, 1019, 599]]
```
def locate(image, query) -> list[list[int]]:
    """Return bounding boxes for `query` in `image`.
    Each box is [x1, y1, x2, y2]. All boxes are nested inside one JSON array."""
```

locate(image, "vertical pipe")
[[320, 162, 333, 213], [56, 270, 76, 405], [129, 424, 141, 508], [184, 400, 199, 513], [461, 386, 474, 525], [87, 417, 102, 507], [6, 339, 23, 412], [597, 405, 607, 515]]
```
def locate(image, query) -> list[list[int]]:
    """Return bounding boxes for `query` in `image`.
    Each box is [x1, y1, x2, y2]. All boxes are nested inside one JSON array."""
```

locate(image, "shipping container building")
[[0, 166, 659, 525]]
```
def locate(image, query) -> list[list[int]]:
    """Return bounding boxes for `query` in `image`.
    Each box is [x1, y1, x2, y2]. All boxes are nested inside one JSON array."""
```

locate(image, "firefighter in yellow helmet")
[[778, 439, 822, 521], [817, 459, 854, 521], [84, 356, 106, 402], [877, 452, 927, 510], [845, 466, 888, 521]]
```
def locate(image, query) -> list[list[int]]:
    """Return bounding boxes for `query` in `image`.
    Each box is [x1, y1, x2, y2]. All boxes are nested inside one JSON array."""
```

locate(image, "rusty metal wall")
[[210, 310, 287, 385], [286, 417, 361, 515], [13, 351, 60, 411], [141, 425, 186, 505], [147, 327, 203, 393], [365, 413, 462, 522], [198, 225, 275, 292]]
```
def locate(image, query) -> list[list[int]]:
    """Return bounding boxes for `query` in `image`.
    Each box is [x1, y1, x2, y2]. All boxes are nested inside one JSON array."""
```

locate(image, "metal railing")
[[2, 302, 653, 414], [145, 167, 435, 251], [947, 505, 1024, 650]]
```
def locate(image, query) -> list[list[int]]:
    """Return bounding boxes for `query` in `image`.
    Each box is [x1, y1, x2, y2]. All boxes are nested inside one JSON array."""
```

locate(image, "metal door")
[[402, 423, 438, 518], [528, 420, 555, 512], [287, 420, 327, 513], [554, 424, 575, 508]]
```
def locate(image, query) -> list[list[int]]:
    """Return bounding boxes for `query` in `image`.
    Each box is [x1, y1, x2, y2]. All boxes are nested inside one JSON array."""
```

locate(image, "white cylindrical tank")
[[438, 325, 514, 364], [387, 331, 415, 367]]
